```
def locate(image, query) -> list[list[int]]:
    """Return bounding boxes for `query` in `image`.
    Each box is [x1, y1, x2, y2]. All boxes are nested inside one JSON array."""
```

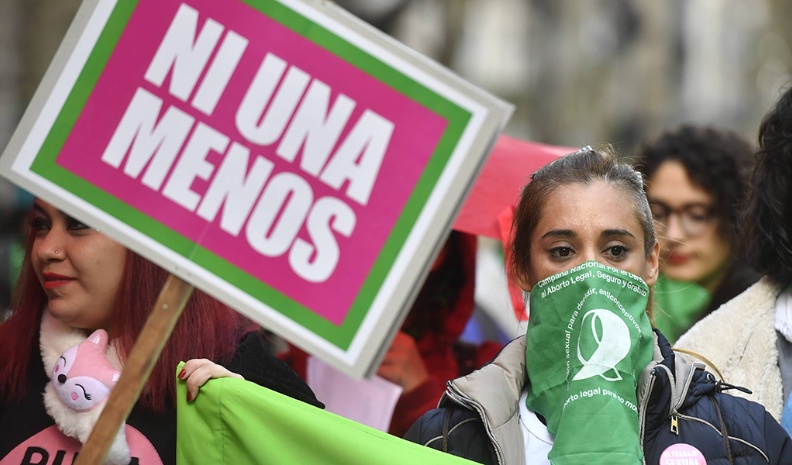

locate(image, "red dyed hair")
[[0, 219, 252, 413]]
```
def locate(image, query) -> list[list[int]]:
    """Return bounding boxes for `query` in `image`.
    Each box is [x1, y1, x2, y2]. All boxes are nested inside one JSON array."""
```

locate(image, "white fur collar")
[[675, 278, 784, 420], [40, 311, 89, 375], [39, 310, 129, 465]]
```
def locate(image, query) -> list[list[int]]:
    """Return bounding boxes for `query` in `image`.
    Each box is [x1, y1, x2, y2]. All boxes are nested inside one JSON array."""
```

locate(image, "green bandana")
[[650, 274, 710, 344], [525, 261, 654, 465]]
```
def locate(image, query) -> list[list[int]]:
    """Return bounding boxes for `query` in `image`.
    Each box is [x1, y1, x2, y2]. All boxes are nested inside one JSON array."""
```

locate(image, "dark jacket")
[[404, 330, 792, 465], [0, 331, 322, 465]]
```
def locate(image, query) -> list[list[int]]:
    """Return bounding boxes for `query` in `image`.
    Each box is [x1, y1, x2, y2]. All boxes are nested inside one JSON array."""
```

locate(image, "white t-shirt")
[[519, 390, 554, 464], [775, 290, 792, 343], [775, 290, 792, 402]]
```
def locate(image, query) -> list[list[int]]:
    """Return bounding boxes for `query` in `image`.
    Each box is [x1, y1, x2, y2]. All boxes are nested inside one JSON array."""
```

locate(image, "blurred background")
[[1, 0, 792, 332]]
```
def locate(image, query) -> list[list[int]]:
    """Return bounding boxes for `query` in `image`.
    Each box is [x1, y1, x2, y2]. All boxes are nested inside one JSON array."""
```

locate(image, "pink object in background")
[[453, 135, 571, 320], [56, 0, 446, 325], [453, 135, 569, 239]]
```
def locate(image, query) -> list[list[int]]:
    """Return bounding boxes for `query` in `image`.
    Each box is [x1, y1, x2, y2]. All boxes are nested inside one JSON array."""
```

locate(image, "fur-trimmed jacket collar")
[[436, 331, 700, 465], [409, 326, 792, 464], [675, 277, 784, 420]]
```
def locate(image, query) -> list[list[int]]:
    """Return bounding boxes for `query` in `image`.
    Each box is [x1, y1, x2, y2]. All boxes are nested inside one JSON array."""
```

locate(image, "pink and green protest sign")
[[1, 0, 511, 377]]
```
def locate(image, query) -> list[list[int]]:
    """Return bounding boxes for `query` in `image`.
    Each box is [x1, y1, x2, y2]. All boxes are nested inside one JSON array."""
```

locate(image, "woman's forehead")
[[534, 182, 643, 238]]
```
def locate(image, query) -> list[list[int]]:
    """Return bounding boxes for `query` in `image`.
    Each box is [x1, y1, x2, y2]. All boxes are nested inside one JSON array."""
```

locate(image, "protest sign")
[[0, 0, 511, 378]]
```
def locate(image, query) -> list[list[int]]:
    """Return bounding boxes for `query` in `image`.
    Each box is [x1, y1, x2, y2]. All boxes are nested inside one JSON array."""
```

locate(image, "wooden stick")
[[75, 274, 194, 465]]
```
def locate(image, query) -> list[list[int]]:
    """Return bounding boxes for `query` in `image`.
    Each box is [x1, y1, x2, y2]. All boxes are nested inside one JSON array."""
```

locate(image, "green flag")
[[525, 261, 654, 464], [651, 274, 710, 344], [175, 363, 477, 464]]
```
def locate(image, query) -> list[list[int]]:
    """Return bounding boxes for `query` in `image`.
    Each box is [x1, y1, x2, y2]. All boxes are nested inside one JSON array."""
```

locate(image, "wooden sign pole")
[[74, 274, 194, 465]]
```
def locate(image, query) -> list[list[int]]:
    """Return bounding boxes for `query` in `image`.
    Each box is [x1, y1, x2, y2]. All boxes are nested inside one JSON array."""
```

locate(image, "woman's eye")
[[606, 245, 628, 258], [28, 216, 50, 232], [66, 217, 91, 231], [650, 210, 666, 222], [551, 247, 573, 259]]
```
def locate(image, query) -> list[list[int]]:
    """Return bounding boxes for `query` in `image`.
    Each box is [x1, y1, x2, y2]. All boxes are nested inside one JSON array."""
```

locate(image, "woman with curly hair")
[[635, 125, 760, 343], [676, 86, 792, 432]]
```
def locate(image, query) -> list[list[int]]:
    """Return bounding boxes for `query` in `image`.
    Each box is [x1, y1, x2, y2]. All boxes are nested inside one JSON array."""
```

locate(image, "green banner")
[[525, 261, 654, 464], [175, 364, 476, 464]]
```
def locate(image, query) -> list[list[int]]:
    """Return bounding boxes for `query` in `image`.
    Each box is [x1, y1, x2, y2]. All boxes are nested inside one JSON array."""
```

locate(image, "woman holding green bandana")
[[404, 146, 792, 464]]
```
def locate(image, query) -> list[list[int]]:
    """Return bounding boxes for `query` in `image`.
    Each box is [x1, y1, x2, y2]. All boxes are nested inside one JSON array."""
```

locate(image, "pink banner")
[[57, 0, 447, 325]]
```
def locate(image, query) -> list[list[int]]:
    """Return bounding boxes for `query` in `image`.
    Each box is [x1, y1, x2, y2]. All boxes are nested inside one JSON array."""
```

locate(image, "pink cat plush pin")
[[52, 329, 120, 411], [43, 328, 130, 465]]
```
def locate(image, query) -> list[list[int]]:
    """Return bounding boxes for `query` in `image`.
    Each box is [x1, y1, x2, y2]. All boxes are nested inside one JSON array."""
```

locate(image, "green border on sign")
[[30, 0, 472, 349]]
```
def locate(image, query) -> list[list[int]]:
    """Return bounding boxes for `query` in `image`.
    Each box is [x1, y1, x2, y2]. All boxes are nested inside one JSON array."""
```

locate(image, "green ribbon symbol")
[[573, 308, 632, 381]]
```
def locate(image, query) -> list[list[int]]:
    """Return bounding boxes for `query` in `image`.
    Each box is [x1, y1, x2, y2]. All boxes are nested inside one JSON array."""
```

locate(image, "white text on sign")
[[101, 3, 395, 283]]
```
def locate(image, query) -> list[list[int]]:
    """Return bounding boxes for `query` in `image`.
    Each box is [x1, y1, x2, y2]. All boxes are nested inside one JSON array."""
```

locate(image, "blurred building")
[[4, 0, 792, 171], [1, 0, 791, 320], [336, 0, 791, 152]]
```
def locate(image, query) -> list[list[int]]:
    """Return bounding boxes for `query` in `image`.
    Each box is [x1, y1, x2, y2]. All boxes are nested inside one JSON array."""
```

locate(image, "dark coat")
[[0, 331, 322, 465], [405, 330, 792, 465]]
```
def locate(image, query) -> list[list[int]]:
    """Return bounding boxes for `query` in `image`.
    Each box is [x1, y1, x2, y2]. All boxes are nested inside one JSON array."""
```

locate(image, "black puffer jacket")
[[404, 330, 792, 465], [640, 331, 790, 464]]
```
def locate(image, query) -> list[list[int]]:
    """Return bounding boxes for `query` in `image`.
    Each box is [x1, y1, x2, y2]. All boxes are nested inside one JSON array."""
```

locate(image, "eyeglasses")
[[649, 200, 715, 238]]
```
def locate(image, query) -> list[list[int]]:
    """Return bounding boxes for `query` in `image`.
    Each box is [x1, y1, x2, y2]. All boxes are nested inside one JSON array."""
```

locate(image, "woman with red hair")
[[0, 199, 322, 464]]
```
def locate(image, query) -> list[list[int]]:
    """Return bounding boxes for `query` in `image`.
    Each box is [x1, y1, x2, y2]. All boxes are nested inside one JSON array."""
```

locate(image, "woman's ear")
[[644, 241, 660, 287]]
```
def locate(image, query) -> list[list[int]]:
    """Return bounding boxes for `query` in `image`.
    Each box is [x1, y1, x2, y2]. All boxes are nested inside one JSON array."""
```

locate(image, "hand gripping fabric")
[[174, 363, 478, 465]]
